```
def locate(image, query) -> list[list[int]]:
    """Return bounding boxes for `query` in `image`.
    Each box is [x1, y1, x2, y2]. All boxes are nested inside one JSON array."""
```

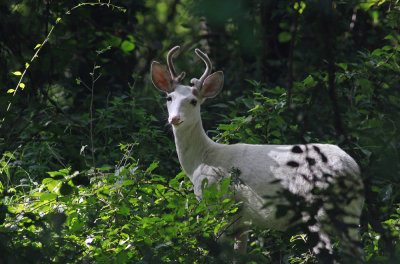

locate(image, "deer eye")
[[166, 96, 172, 102], [190, 99, 197, 106]]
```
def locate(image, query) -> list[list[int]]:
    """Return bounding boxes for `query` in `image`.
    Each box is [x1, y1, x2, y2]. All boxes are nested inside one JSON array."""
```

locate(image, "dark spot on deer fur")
[[300, 174, 311, 182], [287, 161, 299, 167], [313, 145, 328, 163], [292, 146, 303, 153], [306, 157, 316, 166], [323, 173, 333, 179], [313, 145, 321, 153], [320, 153, 328, 163]]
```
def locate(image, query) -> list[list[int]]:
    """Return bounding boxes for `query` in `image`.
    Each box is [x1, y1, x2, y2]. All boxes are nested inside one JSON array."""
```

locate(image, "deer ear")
[[201, 71, 224, 98], [151, 61, 173, 93]]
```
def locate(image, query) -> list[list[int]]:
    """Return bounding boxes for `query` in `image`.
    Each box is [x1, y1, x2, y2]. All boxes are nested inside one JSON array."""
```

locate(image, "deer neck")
[[172, 120, 214, 179]]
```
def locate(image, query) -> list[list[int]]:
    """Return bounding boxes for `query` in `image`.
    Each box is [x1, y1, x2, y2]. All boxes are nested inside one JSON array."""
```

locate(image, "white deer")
[[151, 46, 364, 261]]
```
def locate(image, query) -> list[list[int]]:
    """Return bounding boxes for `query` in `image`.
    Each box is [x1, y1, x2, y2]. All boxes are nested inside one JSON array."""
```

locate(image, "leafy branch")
[[1, 1, 126, 129]]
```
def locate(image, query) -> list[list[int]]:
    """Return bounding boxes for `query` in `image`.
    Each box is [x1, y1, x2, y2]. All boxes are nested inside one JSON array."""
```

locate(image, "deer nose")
[[169, 116, 181, 126]]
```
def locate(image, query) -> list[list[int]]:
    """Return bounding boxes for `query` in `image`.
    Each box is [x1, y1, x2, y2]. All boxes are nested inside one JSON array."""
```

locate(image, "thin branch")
[[286, 5, 299, 103], [46, 142, 67, 168], [1, 25, 56, 129], [78, 61, 103, 172], [1, 1, 126, 129], [215, 215, 243, 240]]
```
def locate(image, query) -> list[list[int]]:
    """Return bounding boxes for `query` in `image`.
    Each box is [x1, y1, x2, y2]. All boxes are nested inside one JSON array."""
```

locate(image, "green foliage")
[[363, 205, 400, 262], [0, 158, 238, 263]]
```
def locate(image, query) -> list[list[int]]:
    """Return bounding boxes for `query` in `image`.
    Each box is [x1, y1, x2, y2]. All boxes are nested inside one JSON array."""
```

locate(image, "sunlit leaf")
[[146, 161, 158, 173], [48, 168, 70, 177], [122, 179, 135, 186], [121, 40, 135, 52], [40, 193, 57, 201]]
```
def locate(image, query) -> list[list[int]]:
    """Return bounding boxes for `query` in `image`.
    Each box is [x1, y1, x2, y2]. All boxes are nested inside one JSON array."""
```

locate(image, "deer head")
[[151, 46, 224, 128]]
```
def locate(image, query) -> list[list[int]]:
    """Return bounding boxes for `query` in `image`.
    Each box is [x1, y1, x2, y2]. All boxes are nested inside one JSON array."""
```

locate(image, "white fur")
[[166, 84, 364, 257]]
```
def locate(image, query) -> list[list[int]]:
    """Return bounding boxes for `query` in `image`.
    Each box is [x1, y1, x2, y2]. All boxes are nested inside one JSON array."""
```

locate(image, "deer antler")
[[167, 46, 186, 83], [191, 48, 212, 89]]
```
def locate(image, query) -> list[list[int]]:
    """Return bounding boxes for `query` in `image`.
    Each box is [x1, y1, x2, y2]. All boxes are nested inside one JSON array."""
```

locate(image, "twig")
[[375, 50, 397, 68], [46, 142, 67, 168], [286, 4, 299, 103], [79, 62, 102, 172], [90, 63, 98, 171], [215, 215, 243, 240]]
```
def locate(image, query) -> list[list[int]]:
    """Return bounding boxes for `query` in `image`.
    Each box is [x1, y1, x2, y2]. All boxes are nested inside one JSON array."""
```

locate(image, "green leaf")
[[119, 205, 130, 216], [43, 179, 62, 193], [4, 152, 15, 159], [12, 71, 22, 76], [278, 32, 291, 43], [97, 166, 112, 171], [56, 17, 61, 24], [214, 222, 224, 234], [121, 40, 135, 52], [122, 179, 135, 186], [303, 75, 317, 86], [40, 193, 57, 201], [219, 178, 230, 195], [294, 1, 306, 14], [70, 220, 84, 233], [34, 44, 41, 50], [337, 63, 348, 71], [7, 89, 14, 93], [47, 168, 70, 177], [162, 214, 174, 222], [201, 178, 209, 192], [19, 83, 25, 89], [372, 48, 383, 56], [146, 161, 158, 173]]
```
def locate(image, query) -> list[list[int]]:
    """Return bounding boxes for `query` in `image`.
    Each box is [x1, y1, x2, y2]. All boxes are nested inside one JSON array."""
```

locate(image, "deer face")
[[165, 85, 201, 128], [151, 46, 224, 128]]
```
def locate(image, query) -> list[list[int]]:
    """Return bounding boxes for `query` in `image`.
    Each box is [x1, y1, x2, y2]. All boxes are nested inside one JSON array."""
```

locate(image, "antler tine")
[[167, 46, 186, 83], [194, 48, 212, 89]]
